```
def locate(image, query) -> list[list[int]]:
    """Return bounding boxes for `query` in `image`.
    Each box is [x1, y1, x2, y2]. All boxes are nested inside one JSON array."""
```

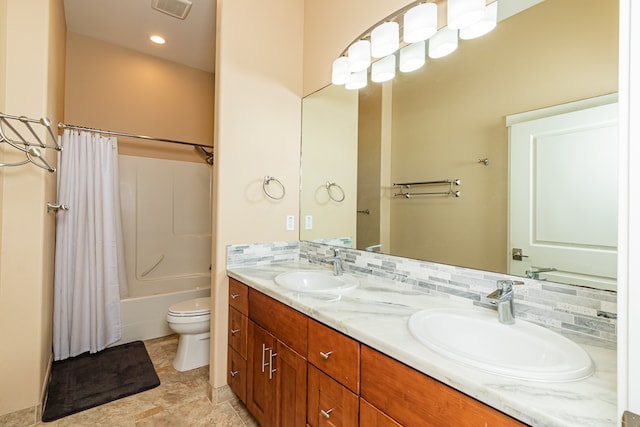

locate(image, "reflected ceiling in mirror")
[[300, 0, 619, 290]]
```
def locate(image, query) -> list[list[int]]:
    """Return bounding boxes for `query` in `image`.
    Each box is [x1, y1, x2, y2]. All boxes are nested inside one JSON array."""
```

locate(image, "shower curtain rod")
[[57, 123, 213, 149]]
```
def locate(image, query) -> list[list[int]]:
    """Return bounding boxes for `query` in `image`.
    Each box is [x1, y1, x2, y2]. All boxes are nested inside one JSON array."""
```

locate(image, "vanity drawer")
[[361, 346, 527, 427], [228, 306, 248, 358], [229, 278, 248, 315], [248, 288, 307, 355], [308, 319, 360, 394], [227, 347, 246, 404], [307, 365, 359, 427]]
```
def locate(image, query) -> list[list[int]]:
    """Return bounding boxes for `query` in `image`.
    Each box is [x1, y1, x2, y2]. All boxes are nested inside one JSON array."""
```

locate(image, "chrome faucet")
[[325, 248, 344, 276], [485, 280, 524, 324], [525, 267, 557, 280]]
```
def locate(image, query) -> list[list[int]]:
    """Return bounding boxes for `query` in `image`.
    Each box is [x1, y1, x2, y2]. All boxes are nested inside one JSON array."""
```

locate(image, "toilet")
[[166, 297, 211, 371]]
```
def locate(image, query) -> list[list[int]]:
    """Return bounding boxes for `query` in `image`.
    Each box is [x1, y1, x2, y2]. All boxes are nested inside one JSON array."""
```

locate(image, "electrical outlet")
[[304, 215, 313, 230], [286, 215, 295, 231]]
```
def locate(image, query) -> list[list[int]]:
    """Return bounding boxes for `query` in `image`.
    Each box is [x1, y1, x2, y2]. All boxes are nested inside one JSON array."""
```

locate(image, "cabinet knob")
[[229, 370, 239, 377], [230, 328, 240, 335], [230, 293, 239, 299], [319, 351, 333, 360], [320, 408, 334, 419]]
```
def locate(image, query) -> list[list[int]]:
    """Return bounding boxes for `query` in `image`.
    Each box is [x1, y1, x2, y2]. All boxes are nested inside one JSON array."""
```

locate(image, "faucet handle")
[[496, 280, 524, 291]]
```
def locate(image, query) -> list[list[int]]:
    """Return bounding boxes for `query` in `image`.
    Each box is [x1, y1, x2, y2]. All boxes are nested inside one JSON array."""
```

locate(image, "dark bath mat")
[[42, 340, 160, 422]]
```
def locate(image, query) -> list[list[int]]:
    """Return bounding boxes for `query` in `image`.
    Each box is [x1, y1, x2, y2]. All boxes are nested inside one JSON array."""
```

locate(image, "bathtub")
[[115, 286, 211, 345], [114, 155, 213, 346]]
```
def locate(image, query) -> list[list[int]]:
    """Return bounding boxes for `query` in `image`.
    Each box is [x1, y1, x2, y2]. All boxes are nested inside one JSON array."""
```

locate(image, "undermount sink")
[[274, 270, 359, 294], [408, 307, 594, 382]]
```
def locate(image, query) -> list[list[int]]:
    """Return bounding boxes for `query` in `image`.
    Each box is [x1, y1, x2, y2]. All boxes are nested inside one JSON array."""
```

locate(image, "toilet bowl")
[[166, 297, 211, 372]]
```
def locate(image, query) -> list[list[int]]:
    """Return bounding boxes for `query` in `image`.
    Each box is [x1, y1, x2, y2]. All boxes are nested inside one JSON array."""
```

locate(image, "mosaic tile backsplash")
[[227, 240, 617, 347]]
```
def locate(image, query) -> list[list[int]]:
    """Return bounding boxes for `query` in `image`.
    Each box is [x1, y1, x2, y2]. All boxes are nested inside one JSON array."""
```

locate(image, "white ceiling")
[[63, 0, 216, 73]]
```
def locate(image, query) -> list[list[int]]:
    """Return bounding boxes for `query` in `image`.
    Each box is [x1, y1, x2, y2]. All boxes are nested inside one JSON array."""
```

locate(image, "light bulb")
[[403, 3, 438, 43], [460, 1, 498, 40], [371, 21, 400, 58], [447, 0, 485, 30], [371, 55, 396, 83], [348, 40, 371, 73], [331, 57, 350, 85], [429, 27, 459, 59], [400, 41, 426, 73], [345, 70, 368, 90]]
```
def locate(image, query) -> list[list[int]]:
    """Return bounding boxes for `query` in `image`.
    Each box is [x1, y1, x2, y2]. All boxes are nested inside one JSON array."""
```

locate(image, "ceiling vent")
[[151, 0, 192, 20]]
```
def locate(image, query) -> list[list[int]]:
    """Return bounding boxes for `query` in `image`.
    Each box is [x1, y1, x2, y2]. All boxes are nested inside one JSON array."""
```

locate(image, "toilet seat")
[[168, 297, 211, 317]]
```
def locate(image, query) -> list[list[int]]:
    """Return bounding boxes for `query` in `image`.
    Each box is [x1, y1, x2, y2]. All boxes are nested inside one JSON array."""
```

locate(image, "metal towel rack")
[[0, 112, 60, 172], [393, 179, 461, 198]]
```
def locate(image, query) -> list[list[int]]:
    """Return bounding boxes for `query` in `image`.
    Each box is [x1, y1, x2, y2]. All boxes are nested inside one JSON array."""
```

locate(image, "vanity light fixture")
[[459, 1, 498, 40], [150, 34, 166, 45], [371, 22, 400, 58], [371, 55, 397, 82], [447, 0, 485, 30], [403, 3, 438, 43], [331, 1, 499, 89]]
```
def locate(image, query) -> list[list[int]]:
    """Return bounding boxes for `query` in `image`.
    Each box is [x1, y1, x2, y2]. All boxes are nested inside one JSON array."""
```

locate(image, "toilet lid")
[[168, 297, 211, 316]]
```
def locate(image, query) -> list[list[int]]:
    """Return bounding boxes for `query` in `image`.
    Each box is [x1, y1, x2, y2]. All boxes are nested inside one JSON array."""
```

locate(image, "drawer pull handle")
[[320, 408, 334, 419], [230, 370, 239, 377], [230, 328, 240, 335], [269, 350, 278, 380], [320, 351, 333, 359], [261, 344, 270, 373], [230, 294, 240, 299]]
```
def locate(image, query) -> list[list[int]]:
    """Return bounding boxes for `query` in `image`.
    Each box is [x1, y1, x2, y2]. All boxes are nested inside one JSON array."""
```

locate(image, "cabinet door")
[[247, 321, 277, 427], [308, 365, 359, 427], [274, 339, 307, 427]]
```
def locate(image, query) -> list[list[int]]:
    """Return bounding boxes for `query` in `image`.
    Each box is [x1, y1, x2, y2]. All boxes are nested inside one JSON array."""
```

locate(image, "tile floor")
[[36, 335, 258, 426]]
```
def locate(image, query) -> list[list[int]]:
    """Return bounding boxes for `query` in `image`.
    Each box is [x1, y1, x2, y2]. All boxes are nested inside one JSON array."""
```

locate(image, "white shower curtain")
[[53, 129, 128, 361]]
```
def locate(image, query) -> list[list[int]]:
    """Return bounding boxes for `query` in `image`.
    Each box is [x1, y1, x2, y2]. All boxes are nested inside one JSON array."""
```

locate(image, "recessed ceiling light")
[[150, 35, 166, 45]]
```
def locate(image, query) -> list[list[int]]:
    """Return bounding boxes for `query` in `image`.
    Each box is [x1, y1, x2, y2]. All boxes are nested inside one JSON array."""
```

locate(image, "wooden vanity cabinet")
[[227, 279, 249, 403], [360, 346, 527, 427], [227, 277, 529, 427], [246, 288, 308, 427]]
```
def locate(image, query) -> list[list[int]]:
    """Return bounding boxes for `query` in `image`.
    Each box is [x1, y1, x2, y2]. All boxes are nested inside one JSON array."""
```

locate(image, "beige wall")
[[64, 32, 214, 162], [389, 0, 618, 273], [0, 0, 65, 417], [211, 0, 304, 387]]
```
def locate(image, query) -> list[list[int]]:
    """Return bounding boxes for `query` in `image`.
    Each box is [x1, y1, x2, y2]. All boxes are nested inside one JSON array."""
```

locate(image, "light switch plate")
[[304, 215, 313, 230], [286, 215, 295, 231]]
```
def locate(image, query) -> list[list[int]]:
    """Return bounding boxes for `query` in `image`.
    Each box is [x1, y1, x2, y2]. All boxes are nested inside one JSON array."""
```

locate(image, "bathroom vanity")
[[226, 261, 617, 427]]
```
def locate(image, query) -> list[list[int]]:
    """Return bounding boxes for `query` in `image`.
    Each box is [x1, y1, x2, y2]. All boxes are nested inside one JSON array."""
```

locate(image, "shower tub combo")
[[115, 155, 212, 345]]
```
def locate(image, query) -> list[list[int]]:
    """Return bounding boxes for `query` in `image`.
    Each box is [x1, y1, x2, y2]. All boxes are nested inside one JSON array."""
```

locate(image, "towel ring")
[[326, 181, 345, 202], [263, 176, 285, 200]]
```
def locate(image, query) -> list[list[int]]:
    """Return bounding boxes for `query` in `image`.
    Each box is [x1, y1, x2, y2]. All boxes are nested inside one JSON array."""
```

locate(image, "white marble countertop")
[[227, 261, 617, 427]]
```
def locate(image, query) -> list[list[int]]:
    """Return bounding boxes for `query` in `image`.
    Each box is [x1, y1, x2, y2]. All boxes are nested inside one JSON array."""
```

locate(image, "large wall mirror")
[[300, 0, 619, 291]]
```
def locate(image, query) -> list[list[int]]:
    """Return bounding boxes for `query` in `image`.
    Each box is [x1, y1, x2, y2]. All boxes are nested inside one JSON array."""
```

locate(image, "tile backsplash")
[[227, 241, 617, 347]]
